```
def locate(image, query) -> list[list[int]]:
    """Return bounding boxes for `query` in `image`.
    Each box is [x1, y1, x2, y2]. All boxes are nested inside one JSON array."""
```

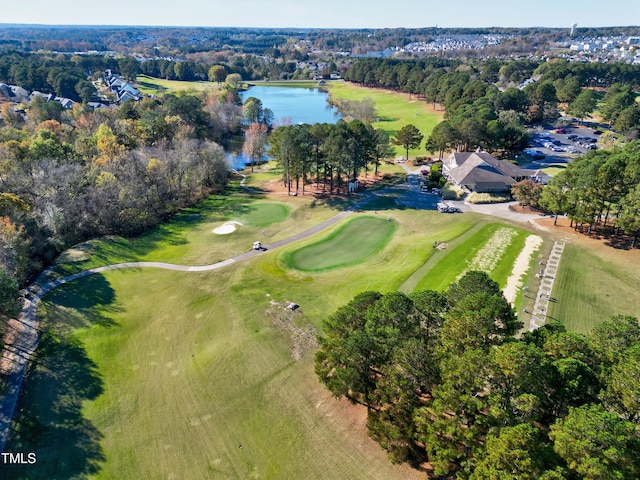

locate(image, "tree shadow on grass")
[[3, 331, 105, 479], [3, 275, 121, 478], [45, 274, 121, 331]]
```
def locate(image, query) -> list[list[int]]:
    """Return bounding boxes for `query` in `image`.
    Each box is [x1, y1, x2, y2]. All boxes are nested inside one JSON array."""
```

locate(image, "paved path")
[[528, 241, 565, 330], [0, 201, 363, 452]]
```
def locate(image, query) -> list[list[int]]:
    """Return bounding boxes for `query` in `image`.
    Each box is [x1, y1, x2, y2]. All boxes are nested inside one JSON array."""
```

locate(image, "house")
[[54, 97, 75, 109], [30, 91, 55, 102], [0, 83, 11, 100], [9, 85, 29, 101], [88, 101, 108, 109], [0, 83, 29, 101], [442, 151, 530, 193], [103, 69, 141, 103]]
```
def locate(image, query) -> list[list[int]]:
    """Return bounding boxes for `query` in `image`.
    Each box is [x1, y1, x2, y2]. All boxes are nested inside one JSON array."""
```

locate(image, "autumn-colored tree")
[[208, 65, 227, 84], [511, 178, 544, 208], [242, 122, 268, 173]]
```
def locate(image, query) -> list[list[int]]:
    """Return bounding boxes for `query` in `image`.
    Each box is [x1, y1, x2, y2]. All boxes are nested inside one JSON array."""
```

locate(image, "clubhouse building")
[[442, 151, 550, 193]]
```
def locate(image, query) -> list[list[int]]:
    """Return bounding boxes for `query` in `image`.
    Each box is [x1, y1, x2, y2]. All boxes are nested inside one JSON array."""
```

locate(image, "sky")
[[2, 0, 638, 29]]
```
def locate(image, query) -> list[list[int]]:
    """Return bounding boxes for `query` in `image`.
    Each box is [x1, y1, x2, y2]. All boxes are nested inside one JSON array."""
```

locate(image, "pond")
[[239, 85, 342, 125], [229, 85, 343, 169]]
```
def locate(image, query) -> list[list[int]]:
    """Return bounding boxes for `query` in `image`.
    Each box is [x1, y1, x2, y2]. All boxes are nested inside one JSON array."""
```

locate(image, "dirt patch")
[[58, 248, 91, 263], [511, 204, 540, 214], [532, 217, 640, 261], [254, 172, 388, 199], [0, 318, 21, 375], [265, 302, 317, 361]]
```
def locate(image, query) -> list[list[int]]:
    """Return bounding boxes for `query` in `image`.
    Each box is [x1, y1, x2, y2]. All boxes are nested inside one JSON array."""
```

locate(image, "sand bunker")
[[503, 235, 543, 304], [212, 221, 243, 235]]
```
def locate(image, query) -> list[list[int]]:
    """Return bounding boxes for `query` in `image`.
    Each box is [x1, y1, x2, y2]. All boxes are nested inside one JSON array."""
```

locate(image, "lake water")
[[239, 85, 342, 125], [229, 85, 342, 169]]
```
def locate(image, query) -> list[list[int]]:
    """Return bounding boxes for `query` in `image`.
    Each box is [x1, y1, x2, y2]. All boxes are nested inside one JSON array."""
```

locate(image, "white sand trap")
[[212, 221, 243, 235], [59, 248, 91, 262], [503, 235, 543, 304]]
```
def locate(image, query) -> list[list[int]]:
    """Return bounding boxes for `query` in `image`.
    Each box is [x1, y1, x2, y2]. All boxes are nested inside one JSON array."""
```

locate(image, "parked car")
[[567, 134, 579, 141], [526, 150, 545, 160], [586, 144, 598, 150], [593, 129, 603, 135], [554, 128, 567, 134]]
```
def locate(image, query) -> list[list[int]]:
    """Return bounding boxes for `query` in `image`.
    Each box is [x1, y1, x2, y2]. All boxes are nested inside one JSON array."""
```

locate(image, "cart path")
[[0, 202, 359, 452]]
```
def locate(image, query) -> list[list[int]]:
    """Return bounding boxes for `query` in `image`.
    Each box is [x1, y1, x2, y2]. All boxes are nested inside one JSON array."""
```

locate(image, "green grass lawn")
[[549, 243, 640, 333], [237, 202, 290, 227], [135, 74, 222, 95], [327, 82, 443, 159], [11, 205, 489, 480], [542, 165, 567, 177], [14, 180, 639, 479], [284, 216, 396, 272]]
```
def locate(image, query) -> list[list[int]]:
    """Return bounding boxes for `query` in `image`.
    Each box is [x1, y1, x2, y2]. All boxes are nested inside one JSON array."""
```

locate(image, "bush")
[[466, 192, 512, 204], [440, 183, 466, 200]]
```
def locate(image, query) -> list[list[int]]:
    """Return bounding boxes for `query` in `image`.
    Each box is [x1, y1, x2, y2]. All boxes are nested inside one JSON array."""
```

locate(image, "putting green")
[[284, 216, 395, 272], [237, 203, 290, 227]]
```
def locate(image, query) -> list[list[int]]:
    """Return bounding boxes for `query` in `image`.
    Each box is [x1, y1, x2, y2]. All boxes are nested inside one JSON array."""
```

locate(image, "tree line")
[[316, 271, 640, 479], [345, 58, 640, 141], [0, 89, 238, 326], [267, 120, 395, 195], [538, 140, 640, 246]]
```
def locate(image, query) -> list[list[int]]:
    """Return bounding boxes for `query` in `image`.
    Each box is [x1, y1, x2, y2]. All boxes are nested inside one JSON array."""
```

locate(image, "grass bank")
[[135, 74, 221, 95], [327, 82, 443, 159]]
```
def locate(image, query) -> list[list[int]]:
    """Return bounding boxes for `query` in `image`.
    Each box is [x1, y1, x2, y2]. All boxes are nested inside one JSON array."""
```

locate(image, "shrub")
[[467, 192, 512, 204], [440, 183, 466, 200]]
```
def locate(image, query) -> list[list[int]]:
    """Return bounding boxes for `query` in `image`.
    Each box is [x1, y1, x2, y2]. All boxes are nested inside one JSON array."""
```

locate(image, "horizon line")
[[1, 22, 639, 30]]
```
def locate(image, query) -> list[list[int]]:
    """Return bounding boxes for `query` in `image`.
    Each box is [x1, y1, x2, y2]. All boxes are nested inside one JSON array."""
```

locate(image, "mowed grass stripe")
[[328, 82, 443, 158], [284, 217, 395, 272], [412, 223, 526, 292]]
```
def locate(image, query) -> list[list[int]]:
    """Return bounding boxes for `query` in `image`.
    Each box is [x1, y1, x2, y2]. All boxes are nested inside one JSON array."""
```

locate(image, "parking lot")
[[520, 124, 603, 170]]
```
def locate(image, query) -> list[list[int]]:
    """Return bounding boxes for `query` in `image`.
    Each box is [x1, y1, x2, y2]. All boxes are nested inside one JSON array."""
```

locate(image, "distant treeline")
[[344, 58, 640, 141], [2, 25, 640, 57], [344, 57, 640, 93]]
